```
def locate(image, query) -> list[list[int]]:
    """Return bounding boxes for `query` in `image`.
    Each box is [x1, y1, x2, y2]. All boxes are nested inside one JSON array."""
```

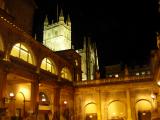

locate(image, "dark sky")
[[33, 0, 159, 74]]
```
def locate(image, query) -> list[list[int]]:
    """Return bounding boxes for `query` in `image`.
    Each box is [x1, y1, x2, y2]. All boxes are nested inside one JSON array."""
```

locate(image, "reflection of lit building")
[[0, 1, 160, 120]]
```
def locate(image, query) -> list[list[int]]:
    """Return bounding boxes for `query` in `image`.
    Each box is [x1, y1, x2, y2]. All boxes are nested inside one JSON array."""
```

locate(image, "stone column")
[[31, 78, 39, 115], [126, 90, 133, 120], [0, 66, 7, 108], [98, 89, 102, 120], [53, 87, 60, 120]]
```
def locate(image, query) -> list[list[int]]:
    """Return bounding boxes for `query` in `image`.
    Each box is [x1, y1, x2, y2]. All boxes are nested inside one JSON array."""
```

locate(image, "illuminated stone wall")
[[74, 82, 157, 120], [0, 0, 36, 34]]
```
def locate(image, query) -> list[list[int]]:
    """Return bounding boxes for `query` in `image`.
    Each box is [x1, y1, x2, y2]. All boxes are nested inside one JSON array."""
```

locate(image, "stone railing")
[[74, 75, 153, 87]]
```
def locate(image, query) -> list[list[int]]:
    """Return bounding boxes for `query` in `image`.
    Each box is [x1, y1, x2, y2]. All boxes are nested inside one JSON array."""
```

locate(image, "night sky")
[[33, 0, 159, 75]]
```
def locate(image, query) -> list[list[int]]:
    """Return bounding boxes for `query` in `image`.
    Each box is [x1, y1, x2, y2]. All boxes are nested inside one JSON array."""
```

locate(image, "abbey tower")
[[43, 9, 71, 51], [43, 9, 99, 80]]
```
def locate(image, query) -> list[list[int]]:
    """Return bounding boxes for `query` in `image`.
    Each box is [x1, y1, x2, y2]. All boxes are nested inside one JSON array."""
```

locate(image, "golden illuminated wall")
[[43, 10, 71, 51], [1, 0, 36, 34], [74, 81, 157, 120]]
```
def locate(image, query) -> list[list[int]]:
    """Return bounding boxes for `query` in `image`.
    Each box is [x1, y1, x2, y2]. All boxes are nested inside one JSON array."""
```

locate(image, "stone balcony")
[[74, 75, 153, 87]]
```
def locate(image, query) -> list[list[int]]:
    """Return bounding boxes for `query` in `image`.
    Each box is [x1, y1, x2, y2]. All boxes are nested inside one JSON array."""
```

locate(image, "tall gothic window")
[[40, 58, 57, 74], [61, 67, 72, 81], [10, 43, 33, 64]]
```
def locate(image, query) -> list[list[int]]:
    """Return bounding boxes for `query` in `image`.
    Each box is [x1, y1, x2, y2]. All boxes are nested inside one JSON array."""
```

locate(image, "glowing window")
[[61, 67, 72, 81], [40, 58, 57, 74], [136, 72, 140, 76], [10, 43, 33, 64]]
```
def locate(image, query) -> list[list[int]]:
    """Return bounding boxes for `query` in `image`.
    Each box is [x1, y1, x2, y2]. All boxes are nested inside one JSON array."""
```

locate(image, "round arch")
[[107, 100, 127, 120], [40, 57, 57, 74], [135, 99, 152, 120], [10, 42, 36, 65], [84, 102, 97, 120]]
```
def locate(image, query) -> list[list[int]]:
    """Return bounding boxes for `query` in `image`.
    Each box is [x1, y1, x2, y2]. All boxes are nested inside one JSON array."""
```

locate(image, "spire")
[[59, 8, 64, 22], [60, 8, 63, 17], [67, 14, 71, 26], [44, 15, 49, 26]]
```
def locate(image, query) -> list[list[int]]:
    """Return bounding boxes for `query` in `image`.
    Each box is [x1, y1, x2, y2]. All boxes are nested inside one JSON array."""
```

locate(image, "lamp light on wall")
[[157, 80, 160, 86], [64, 100, 67, 105], [9, 92, 15, 98], [151, 93, 157, 100], [41, 98, 46, 102]]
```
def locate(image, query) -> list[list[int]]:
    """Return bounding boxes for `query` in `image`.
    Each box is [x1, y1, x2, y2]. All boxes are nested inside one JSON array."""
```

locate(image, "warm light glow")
[[151, 93, 156, 99], [85, 103, 97, 113], [115, 74, 119, 78], [17, 84, 31, 100], [64, 100, 67, 104], [9, 92, 14, 97], [89, 115, 93, 118], [136, 100, 151, 111], [108, 101, 126, 119], [157, 80, 160, 86], [42, 98, 46, 102], [142, 112, 146, 116]]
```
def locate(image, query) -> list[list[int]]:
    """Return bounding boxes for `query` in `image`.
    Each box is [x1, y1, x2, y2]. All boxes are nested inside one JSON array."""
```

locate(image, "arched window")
[[61, 67, 72, 81], [10, 43, 33, 64], [40, 58, 57, 74]]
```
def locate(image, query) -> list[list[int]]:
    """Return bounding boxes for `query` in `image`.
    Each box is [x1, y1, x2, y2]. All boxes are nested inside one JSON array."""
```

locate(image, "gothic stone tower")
[[77, 37, 99, 80], [43, 9, 99, 81], [43, 9, 71, 51]]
